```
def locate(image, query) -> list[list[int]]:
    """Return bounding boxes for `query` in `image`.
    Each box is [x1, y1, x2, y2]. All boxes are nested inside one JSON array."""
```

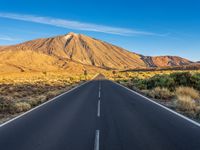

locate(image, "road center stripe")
[[97, 100, 101, 117], [94, 130, 100, 150], [98, 91, 101, 98]]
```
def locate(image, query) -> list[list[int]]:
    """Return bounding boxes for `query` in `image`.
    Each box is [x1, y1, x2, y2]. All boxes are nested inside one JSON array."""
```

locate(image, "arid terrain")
[[0, 32, 200, 123], [1, 0, 200, 149], [0, 71, 98, 123]]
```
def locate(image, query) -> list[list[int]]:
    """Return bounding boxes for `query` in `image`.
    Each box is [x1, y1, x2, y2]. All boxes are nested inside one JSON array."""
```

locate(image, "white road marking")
[[94, 130, 100, 150], [114, 81, 200, 128], [97, 100, 101, 117], [98, 91, 101, 98], [0, 81, 90, 128]]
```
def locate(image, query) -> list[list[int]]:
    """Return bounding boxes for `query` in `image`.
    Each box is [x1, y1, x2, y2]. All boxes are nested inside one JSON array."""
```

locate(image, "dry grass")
[[175, 86, 200, 116], [176, 95, 196, 111], [12, 102, 31, 113], [176, 86, 199, 101], [0, 71, 94, 122], [147, 87, 174, 100]]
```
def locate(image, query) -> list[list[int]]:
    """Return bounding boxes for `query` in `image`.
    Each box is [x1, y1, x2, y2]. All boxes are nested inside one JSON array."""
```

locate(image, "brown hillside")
[[141, 56, 192, 67], [0, 32, 193, 72], [2, 32, 146, 69]]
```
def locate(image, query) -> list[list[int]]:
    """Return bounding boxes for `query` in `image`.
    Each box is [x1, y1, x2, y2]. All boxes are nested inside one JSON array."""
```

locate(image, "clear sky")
[[0, 0, 199, 61]]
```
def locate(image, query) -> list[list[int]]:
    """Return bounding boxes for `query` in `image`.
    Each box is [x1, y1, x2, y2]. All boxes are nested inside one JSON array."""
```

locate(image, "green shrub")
[[131, 78, 147, 90], [191, 73, 200, 90], [128, 72, 200, 91], [146, 74, 175, 90], [170, 72, 191, 86]]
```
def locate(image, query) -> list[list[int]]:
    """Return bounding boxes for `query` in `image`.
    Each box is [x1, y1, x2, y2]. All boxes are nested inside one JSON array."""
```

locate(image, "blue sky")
[[0, 0, 200, 61]]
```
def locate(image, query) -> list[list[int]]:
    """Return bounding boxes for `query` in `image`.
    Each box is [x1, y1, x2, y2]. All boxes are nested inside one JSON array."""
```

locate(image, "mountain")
[[141, 56, 192, 67], [0, 32, 193, 73], [0, 46, 7, 51]]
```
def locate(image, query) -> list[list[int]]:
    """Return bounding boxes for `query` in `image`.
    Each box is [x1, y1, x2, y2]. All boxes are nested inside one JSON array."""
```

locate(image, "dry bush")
[[148, 87, 174, 100], [29, 95, 47, 107], [0, 96, 13, 113], [175, 87, 200, 116], [12, 102, 31, 113], [176, 86, 199, 101], [46, 91, 61, 100], [176, 95, 197, 112], [141, 90, 150, 96]]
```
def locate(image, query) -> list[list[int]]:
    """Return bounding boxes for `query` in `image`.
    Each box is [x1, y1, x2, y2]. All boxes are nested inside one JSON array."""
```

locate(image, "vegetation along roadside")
[[0, 71, 93, 124], [115, 71, 200, 122]]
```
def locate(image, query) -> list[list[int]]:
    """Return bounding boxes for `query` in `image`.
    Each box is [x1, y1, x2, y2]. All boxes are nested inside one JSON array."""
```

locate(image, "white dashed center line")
[[94, 81, 101, 150], [97, 100, 101, 117], [94, 130, 100, 150], [98, 91, 101, 98]]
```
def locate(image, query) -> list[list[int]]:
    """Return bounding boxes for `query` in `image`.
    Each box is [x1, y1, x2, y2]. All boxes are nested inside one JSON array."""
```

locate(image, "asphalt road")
[[0, 79, 200, 150]]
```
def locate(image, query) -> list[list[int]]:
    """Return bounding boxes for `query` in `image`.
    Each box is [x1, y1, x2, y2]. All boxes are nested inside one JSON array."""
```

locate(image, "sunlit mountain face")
[[0, 32, 193, 73]]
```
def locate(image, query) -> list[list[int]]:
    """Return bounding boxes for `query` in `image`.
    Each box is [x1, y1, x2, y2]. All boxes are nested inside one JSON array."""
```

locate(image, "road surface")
[[0, 79, 200, 150]]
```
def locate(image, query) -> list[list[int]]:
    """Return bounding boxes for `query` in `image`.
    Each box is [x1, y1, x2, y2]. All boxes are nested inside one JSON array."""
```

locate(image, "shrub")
[[0, 96, 13, 113], [146, 75, 160, 89], [12, 102, 31, 113], [146, 74, 175, 90], [46, 91, 60, 100], [191, 73, 200, 90], [132, 78, 147, 90], [141, 90, 150, 96], [29, 95, 46, 107], [148, 87, 174, 100], [0, 102, 7, 113], [176, 95, 197, 111], [170, 72, 191, 86], [29, 99, 40, 107], [176, 86, 199, 101]]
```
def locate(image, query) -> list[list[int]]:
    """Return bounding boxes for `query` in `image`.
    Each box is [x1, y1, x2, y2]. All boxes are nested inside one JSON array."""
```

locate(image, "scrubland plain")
[[1, 69, 200, 123], [0, 72, 95, 123]]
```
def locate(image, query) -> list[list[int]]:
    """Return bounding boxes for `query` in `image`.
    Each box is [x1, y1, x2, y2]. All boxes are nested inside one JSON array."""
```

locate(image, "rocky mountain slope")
[[142, 56, 192, 67], [0, 32, 193, 72]]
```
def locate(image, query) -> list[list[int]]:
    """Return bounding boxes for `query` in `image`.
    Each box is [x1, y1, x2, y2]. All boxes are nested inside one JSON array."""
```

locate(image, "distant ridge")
[[0, 32, 193, 73], [141, 56, 192, 67]]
